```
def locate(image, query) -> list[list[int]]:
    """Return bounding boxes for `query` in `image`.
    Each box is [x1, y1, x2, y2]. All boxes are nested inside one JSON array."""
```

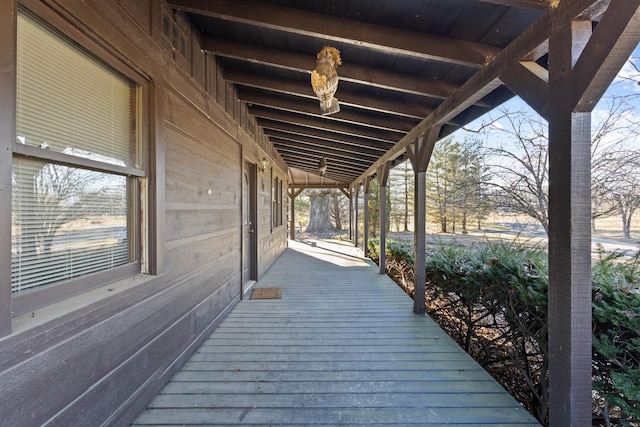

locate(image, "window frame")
[[4, 8, 158, 323]]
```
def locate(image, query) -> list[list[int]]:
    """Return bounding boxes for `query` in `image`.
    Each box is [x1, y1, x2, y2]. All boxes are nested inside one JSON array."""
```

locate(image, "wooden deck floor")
[[132, 238, 540, 426]]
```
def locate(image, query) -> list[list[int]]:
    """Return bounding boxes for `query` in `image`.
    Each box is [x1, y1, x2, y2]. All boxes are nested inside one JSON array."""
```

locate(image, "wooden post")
[[362, 176, 371, 257], [377, 162, 391, 275], [354, 184, 360, 248], [348, 187, 353, 240], [406, 127, 439, 315], [499, 4, 640, 424], [0, 0, 16, 337], [547, 20, 593, 427], [288, 187, 303, 240]]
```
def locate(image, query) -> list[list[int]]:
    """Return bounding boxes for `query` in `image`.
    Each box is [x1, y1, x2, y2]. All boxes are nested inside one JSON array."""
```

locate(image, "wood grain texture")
[[133, 239, 540, 426]]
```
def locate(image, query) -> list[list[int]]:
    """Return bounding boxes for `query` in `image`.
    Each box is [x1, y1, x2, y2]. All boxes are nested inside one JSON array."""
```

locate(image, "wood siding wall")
[[0, 0, 288, 425]]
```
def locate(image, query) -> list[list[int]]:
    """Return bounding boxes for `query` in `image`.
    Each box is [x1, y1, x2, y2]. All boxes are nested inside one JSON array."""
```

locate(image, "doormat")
[[250, 287, 282, 299]]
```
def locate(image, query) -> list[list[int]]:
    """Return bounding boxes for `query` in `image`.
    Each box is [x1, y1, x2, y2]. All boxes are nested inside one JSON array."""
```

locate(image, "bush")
[[370, 239, 640, 426], [592, 252, 640, 426]]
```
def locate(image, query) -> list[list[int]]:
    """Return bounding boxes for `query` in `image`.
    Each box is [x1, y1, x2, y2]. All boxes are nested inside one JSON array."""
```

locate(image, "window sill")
[[11, 273, 162, 336]]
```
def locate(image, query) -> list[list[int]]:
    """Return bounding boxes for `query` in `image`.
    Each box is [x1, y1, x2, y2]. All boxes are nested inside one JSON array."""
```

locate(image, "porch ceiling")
[[167, 0, 591, 187]]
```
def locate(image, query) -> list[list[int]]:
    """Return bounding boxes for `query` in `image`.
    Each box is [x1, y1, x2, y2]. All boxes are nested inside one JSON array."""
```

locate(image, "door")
[[242, 161, 257, 294]]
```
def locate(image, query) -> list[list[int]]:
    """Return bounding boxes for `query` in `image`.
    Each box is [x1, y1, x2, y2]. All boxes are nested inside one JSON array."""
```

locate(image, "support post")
[[348, 188, 353, 240], [362, 177, 371, 257], [406, 127, 439, 315], [354, 184, 360, 248], [497, 3, 640, 423], [377, 162, 391, 275], [547, 20, 593, 427], [288, 187, 303, 240]]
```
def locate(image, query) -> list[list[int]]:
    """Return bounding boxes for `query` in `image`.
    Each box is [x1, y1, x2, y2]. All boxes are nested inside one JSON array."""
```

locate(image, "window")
[[272, 177, 283, 228], [11, 12, 142, 308]]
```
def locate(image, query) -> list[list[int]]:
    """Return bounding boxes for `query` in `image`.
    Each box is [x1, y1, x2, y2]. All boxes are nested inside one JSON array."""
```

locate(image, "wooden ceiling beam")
[[202, 37, 461, 100], [257, 120, 393, 152], [265, 130, 383, 158], [573, 1, 640, 111], [275, 146, 372, 173], [475, 0, 551, 10], [283, 159, 357, 181], [237, 89, 418, 133], [351, 0, 605, 187], [224, 69, 432, 119], [271, 138, 378, 164], [170, 0, 500, 67], [249, 106, 403, 144]]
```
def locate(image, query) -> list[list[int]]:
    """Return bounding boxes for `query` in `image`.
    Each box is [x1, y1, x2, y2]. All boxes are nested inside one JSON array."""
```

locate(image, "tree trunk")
[[461, 209, 468, 234], [623, 211, 632, 239], [331, 191, 342, 230], [306, 191, 334, 232]]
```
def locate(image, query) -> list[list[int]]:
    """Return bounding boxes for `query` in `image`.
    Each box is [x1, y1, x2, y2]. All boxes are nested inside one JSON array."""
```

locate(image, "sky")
[[458, 46, 640, 142]]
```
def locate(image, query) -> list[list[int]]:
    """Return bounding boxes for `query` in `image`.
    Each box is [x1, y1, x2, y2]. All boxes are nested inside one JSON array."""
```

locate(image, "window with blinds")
[[11, 12, 137, 294]]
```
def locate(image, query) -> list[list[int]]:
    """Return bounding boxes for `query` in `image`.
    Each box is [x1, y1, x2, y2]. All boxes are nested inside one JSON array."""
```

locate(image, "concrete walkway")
[[132, 238, 540, 426]]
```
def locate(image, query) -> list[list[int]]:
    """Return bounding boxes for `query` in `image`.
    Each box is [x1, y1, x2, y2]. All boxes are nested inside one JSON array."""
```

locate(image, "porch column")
[[362, 176, 371, 256], [348, 187, 353, 240], [377, 162, 391, 275], [354, 184, 360, 248], [406, 127, 439, 315], [288, 187, 303, 240], [338, 187, 351, 238], [547, 22, 593, 427]]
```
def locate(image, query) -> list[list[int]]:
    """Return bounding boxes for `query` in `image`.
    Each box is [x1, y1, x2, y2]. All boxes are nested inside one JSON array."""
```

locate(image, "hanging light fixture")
[[318, 156, 328, 177], [310, 46, 341, 115]]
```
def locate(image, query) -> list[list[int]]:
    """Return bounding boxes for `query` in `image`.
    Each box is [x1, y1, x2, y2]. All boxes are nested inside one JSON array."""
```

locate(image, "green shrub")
[[370, 239, 640, 426], [592, 251, 640, 426], [422, 240, 549, 422]]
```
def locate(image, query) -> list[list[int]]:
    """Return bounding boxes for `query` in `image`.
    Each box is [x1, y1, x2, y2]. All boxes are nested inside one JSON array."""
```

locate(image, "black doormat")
[[250, 287, 282, 299]]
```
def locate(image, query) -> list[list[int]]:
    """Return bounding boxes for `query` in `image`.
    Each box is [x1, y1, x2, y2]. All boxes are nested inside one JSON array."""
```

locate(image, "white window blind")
[[12, 12, 135, 294], [16, 12, 133, 166]]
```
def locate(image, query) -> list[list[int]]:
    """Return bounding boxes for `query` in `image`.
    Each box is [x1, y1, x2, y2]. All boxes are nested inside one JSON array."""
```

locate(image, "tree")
[[479, 110, 550, 235], [330, 189, 349, 231], [473, 92, 640, 236], [389, 161, 414, 232], [306, 190, 334, 232], [426, 138, 486, 233]]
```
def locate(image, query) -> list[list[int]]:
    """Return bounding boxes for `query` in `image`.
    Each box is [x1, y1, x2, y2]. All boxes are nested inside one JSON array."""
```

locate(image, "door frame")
[[241, 159, 258, 297]]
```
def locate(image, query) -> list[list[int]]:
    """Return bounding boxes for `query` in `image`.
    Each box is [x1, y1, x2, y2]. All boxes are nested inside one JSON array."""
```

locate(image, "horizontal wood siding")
[[0, 0, 286, 425]]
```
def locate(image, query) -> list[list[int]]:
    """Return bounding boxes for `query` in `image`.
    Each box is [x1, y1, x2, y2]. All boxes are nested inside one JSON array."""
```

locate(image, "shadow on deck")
[[132, 238, 540, 426]]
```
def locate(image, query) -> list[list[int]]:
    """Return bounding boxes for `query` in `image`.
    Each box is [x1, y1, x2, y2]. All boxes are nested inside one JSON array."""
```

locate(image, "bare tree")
[[480, 110, 550, 234], [471, 92, 640, 236]]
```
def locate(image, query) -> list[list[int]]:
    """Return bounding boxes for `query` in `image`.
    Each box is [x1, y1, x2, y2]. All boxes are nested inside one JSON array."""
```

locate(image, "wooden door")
[[242, 161, 257, 294]]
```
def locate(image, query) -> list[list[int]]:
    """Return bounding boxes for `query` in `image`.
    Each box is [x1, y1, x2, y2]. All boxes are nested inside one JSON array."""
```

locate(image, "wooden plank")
[[476, 0, 550, 10], [149, 392, 526, 409], [134, 239, 540, 426]]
